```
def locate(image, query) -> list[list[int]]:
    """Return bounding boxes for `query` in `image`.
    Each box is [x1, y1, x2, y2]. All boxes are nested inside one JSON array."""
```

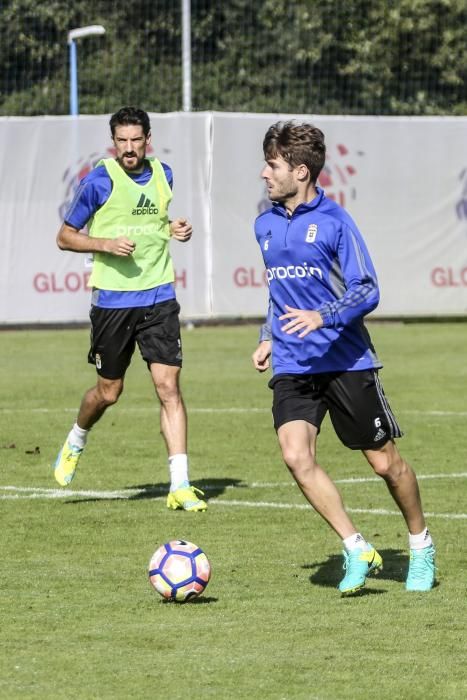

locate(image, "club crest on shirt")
[[305, 224, 318, 243]]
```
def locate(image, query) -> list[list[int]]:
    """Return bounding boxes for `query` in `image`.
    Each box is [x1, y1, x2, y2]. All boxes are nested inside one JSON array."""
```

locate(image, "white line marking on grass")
[[1, 485, 466, 519], [404, 409, 467, 417], [2, 472, 466, 497], [0, 406, 270, 414], [213, 501, 467, 520], [0, 485, 141, 499], [2, 406, 467, 416], [351, 507, 467, 520], [251, 472, 467, 487]]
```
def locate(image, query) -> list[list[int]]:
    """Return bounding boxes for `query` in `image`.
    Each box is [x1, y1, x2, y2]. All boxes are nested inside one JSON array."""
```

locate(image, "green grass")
[[1, 323, 466, 699]]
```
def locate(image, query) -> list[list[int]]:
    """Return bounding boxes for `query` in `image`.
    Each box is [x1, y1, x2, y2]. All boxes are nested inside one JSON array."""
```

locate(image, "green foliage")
[[0, 1, 465, 115], [1, 323, 467, 698]]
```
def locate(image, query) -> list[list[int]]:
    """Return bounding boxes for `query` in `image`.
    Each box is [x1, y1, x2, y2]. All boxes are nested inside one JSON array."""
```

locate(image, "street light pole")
[[68, 25, 106, 116], [181, 0, 192, 111]]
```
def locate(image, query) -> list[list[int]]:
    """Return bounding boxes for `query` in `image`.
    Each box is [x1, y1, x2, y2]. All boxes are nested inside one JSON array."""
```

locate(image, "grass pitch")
[[1, 322, 466, 699]]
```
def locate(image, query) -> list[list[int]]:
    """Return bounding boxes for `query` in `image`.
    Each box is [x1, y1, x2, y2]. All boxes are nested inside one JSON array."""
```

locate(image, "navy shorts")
[[269, 369, 403, 450], [88, 299, 182, 379]]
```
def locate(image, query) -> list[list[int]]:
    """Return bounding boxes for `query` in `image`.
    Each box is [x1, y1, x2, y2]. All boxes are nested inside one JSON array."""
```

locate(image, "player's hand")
[[279, 305, 323, 338], [106, 236, 136, 256], [252, 340, 272, 372], [170, 218, 193, 242]]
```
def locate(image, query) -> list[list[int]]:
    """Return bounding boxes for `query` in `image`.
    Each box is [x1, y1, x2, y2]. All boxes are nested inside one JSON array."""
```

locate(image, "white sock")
[[67, 423, 88, 450], [169, 453, 189, 491], [343, 533, 370, 552], [409, 527, 433, 550]]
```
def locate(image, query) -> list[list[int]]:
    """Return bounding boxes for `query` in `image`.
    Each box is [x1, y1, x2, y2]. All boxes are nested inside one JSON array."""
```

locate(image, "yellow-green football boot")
[[54, 440, 83, 486], [167, 483, 207, 511]]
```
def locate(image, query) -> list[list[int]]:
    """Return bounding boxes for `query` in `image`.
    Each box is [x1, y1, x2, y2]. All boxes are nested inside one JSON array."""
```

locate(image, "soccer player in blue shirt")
[[252, 121, 435, 593], [53, 107, 206, 512]]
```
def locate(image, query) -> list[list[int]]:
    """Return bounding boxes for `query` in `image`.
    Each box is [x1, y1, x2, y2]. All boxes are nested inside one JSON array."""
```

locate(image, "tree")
[[0, 0, 465, 116]]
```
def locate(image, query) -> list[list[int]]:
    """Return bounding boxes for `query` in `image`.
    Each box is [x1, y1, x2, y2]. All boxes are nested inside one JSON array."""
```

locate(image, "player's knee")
[[370, 448, 407, 481], [152, 365, 182, 405], [155, 378, 181, 405], [97, 380, 123, 406], [281, 444, 315, 474]]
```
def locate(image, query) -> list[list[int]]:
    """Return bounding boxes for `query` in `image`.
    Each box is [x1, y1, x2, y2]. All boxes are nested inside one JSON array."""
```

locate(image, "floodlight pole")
[[68, 25, 106, 116], [181, 0, 192, 111]]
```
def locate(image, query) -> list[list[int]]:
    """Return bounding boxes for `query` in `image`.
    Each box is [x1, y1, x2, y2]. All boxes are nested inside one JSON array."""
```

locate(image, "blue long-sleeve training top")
[[255, 187, 382, 375]]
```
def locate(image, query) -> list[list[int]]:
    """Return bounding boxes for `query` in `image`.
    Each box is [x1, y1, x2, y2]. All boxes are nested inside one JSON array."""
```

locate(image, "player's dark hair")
[[109, 106, 151, 137], [263, 121, 326, 184]]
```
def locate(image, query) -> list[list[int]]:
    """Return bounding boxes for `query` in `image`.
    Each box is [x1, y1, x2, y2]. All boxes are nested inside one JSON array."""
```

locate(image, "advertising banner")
[[210, 113, 467, 317], [0, 112, 466, 324]]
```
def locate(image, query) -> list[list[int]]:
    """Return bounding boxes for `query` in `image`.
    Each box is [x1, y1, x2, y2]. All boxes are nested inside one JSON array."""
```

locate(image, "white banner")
[[0, 112, 466, 324]]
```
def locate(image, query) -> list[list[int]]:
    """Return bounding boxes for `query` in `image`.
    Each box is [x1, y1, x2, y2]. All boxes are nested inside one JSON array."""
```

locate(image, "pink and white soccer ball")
[[148, 540, 211, 602]]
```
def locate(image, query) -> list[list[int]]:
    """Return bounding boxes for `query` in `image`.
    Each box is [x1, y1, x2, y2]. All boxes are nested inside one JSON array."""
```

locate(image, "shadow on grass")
[[303, 548, 407, 591], [64, 477, 243, 504], [160, 596, 218, 605], [127, 477, 243, 501]]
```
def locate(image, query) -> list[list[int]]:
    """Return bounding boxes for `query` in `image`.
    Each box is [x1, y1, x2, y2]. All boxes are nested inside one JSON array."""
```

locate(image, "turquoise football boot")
[[406, 545, 436, 591], [339, 546, 383, 595]]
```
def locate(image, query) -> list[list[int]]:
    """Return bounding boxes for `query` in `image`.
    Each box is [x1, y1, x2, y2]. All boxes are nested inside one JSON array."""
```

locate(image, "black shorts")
[[269, 370, 403, 450], [88, 299, 183, 379]]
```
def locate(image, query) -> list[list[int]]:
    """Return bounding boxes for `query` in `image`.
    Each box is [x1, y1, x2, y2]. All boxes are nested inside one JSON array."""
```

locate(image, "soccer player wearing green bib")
[[53, 106, 206, 512]]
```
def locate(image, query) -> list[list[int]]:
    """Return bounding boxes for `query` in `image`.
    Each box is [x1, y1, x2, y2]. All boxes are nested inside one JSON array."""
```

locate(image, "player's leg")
[[137, 299, 206, 511], [271, 374, 381, 594], [150, 362, 206, 511], [363, 441, 425, 533], [327, 368, 435, 591], [53, 307, 135, 486], [149, 361, 187, 456], [364, 442, 435, 591], [76, 375, 124, 430], [54, 375, 125, 487], [278, 419, 357, 538]]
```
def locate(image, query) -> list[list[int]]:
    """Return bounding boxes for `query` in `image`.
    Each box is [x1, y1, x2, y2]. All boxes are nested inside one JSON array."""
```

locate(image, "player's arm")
[[279, 307, 324, 338], [162, 162, 192, 243], [316, 225, 379, 329], [56, 169, 136, 257], [170, 218, 192, 242], [57, 223, 136, 257], [280, 224, 380, 337], [252, 298, 273, 372], [252, 340, 271, 372]]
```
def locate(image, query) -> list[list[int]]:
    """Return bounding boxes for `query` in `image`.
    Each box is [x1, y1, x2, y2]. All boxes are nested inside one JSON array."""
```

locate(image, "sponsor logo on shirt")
[[132, 193, 159, 215], [266, 263, 323, 283], [114, 224, 157, 237]]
